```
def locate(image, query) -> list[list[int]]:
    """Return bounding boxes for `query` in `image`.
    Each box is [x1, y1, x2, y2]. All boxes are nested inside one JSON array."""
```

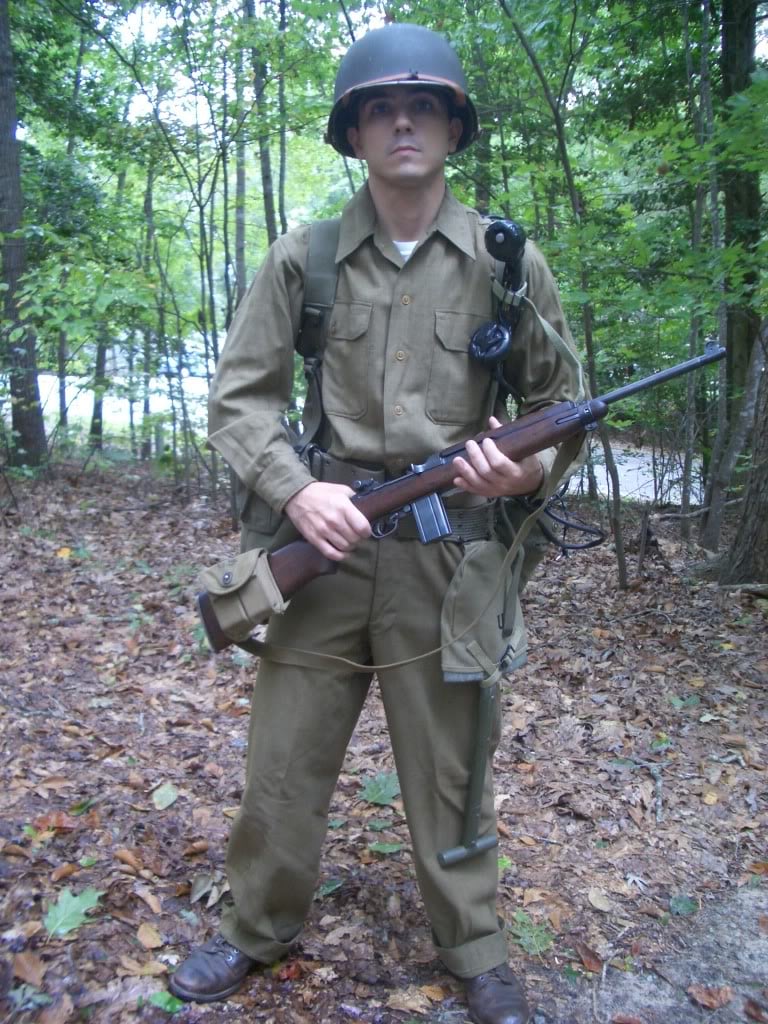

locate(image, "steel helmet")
[[326, 23, 479, 158]]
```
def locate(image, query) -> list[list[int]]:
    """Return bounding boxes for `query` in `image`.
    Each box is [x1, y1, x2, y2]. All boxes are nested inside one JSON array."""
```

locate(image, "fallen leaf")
[[119, 954, 168, 977], [702, 790, 719, 805], [182, 840, 210, 857], [137, 922, 164, 949], [13, 950, 47, 987], [588, 888, 615, 913], [33, 812, 80, 831], [151, 782, 179, 810], [51, 863, 78, 882], [386, 987, 432, 1013], [419, 984, 447, 1002], [114, 848, 143, 872], [612, 1015, 644, 1024], [688, 984, 734, 1009], [38, 993, 74, 1024], [276, 960, 303, 981], [745, 998, 768, 1022], [574, 940, 603, 973], [134, 884, 162, 915]]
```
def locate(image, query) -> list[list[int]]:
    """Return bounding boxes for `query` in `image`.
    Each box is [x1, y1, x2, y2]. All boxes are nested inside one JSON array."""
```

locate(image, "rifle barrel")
[[598, 346, 725, 406]]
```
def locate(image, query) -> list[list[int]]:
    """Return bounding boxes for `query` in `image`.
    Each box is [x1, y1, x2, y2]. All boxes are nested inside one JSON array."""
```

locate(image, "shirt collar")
[[336, 183, 478, 263]]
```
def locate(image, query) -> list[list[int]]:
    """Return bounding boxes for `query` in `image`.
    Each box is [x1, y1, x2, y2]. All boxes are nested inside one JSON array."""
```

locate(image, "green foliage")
[[148, 991, 186, 1014], [359, 771, 401, 806], [507, 909, 555, 955], [669, 893, 699, 916], [44, 886, 103, 937], [5, 0, 764, 477], [368, 841, 404, 855]]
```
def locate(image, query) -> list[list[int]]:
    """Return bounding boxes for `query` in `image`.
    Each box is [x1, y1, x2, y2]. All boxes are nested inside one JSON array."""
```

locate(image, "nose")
[[393, 101, 413, 132]]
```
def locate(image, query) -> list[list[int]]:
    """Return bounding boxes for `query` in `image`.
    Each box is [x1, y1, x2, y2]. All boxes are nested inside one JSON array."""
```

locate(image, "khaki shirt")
[[209, 184, 582, 513]]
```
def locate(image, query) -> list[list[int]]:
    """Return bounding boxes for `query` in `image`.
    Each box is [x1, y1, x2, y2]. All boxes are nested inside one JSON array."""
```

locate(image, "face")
[[346, 87, 463, 189]]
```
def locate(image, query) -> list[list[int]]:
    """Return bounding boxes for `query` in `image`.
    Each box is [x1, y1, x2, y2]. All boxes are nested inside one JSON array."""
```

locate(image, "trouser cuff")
[[219, 908, 298, 965], [435, 927, 509, 979]]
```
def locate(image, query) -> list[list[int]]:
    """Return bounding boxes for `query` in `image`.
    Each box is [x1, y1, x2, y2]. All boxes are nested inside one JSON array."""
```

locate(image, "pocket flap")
[[201, 548, 260, 596], [328, 302, 372, 341], [434, 310, 488, 352]]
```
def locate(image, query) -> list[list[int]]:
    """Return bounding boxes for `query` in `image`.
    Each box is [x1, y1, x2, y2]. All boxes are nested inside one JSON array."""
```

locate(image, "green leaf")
[[328, 818, 346, 829], [368, 842, 403, 855], [317, 879, 343, 898], [359, 771, 400, 806], [149, 991, 185, 1013], [498, 855, 513, 871], [78, 855, 98, 868], [507, 910, 554, 955], [44, 887, 103, 936], [668, 694, 700, 710], [368, 818, 391, 831], [69, 798, 96, 815], [669, 894, 698, 916], [152, 782, 179, 810]]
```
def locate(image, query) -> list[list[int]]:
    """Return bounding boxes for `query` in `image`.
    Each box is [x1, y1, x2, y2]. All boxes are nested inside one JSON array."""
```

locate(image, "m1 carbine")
[[198, 343, 725, 652]]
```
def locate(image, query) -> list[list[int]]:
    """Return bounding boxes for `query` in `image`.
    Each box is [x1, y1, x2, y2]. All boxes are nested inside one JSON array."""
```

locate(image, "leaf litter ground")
[[1, 464, 766, 1024]]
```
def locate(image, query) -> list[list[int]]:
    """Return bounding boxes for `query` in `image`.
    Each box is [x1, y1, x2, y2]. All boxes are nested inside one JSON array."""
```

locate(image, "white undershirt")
[[394, 240, 418, 262]]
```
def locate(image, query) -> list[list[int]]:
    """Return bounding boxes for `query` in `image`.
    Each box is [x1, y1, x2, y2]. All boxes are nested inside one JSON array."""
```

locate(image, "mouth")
[[391, 144, 420, 155]]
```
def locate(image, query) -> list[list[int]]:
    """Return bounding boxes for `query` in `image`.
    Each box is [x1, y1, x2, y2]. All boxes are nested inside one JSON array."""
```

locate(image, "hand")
[[284, 481, 371, 561], [452, 416, 544, 498]]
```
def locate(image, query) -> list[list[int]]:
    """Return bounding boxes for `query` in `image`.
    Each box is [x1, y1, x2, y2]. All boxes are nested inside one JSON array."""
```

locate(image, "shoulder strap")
[[295, 217, 341, 451], [297, 217, 341, 359]]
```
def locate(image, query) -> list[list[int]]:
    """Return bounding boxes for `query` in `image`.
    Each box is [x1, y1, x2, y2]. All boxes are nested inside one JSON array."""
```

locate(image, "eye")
[[364, 99, 391, 118], [414, 97, 435, 113]]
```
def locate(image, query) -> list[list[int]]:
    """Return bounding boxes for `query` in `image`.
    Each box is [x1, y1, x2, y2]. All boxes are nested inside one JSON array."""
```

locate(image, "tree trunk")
[[234, 42, 247, 309], [244, 0, 277, 245], [699, 328, 765, 551], [719, 320, 768, 584], [88, 332, 108, 449], [720, 0, 762, 407], [0, 0, 47, 466]]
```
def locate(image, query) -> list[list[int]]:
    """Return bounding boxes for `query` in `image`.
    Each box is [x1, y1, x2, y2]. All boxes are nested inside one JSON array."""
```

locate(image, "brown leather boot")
[[168, 935, 256, 1002], [464, 964, 531, 1024]]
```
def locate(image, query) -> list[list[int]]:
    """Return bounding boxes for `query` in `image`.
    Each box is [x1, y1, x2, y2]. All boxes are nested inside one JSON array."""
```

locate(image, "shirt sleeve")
[[502, 241, 586, 496], [207, 228, 315, 513]]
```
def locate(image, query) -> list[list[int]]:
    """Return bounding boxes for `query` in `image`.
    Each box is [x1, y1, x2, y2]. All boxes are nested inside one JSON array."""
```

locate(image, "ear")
[[347, 125, 364, 159], [447, 116, 463, 154]]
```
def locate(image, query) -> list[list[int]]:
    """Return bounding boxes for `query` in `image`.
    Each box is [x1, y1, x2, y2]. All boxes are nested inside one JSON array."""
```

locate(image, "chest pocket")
[[321, 301, 372, 420], [427, 310, 494, 425]]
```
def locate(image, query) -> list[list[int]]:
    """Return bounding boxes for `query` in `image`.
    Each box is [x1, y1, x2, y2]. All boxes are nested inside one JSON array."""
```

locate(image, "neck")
[[367, 174, 447, 241]]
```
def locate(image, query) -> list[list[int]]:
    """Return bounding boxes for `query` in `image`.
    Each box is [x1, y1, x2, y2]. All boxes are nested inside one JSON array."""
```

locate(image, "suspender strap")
[[296, 218, 341, 451]]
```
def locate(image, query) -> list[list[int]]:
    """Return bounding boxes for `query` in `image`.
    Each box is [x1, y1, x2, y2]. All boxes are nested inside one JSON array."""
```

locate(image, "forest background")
[[1, 0, 767, 582], [1, 4, 768, 1022]]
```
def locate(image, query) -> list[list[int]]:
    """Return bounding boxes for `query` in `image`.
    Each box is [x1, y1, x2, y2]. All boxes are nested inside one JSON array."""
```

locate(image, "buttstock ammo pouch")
[[196, 547, 289, 651], [440, 538, 527, 684]]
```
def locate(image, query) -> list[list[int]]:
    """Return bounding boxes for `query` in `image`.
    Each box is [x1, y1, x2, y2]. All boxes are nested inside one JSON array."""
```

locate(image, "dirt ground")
[[1, 462, 766, 1024]]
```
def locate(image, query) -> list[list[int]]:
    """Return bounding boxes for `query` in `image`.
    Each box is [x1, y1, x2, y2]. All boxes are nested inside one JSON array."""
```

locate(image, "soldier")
[[170, 23, 583, 1024]]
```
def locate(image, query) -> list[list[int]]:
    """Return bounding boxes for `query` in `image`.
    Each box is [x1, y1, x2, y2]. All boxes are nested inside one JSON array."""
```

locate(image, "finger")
[[488, 415, 502, 429]]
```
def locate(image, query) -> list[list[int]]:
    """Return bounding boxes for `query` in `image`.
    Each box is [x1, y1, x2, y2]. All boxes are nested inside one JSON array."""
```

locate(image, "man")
[[170, 23, 583, 1024]]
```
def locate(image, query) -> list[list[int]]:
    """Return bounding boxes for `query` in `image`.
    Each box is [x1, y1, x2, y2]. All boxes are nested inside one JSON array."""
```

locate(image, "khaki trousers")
[[220, 534, 508, 978]]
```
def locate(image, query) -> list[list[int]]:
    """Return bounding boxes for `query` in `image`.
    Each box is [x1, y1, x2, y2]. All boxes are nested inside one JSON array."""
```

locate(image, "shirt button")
[[401, 295, 411, 305], [394, 404, 404, 416], [395, 350, 407, 361]]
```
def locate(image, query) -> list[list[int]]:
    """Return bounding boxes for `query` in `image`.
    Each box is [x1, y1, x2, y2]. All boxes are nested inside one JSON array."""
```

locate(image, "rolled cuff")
[[435, 925, 509, 979]]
